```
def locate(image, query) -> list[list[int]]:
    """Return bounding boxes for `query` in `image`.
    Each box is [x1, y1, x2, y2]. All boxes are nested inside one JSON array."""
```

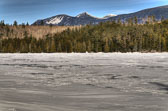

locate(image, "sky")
[[1, 0, 168, 24]]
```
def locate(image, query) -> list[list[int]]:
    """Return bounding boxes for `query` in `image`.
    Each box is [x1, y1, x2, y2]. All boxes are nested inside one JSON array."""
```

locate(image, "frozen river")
[[0, 53, 168, 111]]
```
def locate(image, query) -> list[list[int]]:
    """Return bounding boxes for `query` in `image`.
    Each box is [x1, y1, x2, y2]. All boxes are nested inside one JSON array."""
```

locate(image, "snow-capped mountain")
[[33, 5, 168, 26], [103, 14, 117, 19], [32, 12, 109, 26], [32, 14, 74, 26], [46, 16, 64, 24]]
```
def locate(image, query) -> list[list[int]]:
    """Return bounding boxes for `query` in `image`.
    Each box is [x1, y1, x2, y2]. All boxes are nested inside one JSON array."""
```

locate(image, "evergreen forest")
[[0, 17, 168, 53]]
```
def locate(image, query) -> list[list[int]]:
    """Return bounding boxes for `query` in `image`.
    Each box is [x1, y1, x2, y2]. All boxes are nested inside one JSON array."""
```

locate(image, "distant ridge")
[[33, 5, 168, 26], [32, 12, 109, 26], [109, 5, 168, 23]]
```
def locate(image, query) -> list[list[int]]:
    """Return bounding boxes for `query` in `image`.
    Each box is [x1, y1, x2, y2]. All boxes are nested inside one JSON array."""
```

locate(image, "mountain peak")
[[103, 14, 117, 19], [33, 5, 168, 26], [76, 12, 91, 17], [81, 12, 89, 15]]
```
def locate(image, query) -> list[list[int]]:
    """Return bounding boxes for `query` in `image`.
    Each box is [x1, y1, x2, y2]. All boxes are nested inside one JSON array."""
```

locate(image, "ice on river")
[[0, 53, 168, 111]]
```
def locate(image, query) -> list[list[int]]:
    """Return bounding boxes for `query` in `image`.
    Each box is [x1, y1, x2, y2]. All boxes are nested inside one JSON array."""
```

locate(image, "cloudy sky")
[[1, 0, 168, 24]]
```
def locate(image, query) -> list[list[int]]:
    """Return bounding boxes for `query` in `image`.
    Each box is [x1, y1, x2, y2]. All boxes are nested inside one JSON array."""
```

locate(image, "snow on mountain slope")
[[33, 12, 109, 26], [46, 16, 64, 24], [103, 14, 117, 19], [33, 12, 105, 26], [33, 5, 168, 26]]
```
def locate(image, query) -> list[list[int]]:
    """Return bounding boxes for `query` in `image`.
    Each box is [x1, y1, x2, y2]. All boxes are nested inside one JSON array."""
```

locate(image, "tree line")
[[0, 17, 168, 53]]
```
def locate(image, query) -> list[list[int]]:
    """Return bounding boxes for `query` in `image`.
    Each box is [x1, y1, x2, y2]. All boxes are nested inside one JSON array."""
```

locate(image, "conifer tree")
[[50, 38, 56, 52], [26, 22, 29, 26], [13, 21, 18, 26]]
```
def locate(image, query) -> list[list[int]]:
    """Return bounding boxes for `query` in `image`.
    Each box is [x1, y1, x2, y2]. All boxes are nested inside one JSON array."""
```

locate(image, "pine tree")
[[0, 20, 5, 26], [57, 42, 62, 52], [40, 20, 44, 25], [87, 41, 92, 52], [104, 40, 109, 52], [13, 21, 18, 26], [134, 16, 138, 25], [50, 38, 56, 52], [26, 22, 29, 26]]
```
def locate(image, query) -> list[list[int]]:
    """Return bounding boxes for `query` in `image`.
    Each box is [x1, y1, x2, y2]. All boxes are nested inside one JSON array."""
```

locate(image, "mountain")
[[103, 14, 117, 19], [33, 12, 105, 26], [108, 5, 168, 23], [33, 5, 168, 26], [33, 14, 74, 26], [76, 12, 97, 18]]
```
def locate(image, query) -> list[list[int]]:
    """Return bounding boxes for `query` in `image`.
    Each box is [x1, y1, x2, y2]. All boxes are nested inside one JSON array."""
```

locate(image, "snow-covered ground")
[[0, 53, 168, 111]]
